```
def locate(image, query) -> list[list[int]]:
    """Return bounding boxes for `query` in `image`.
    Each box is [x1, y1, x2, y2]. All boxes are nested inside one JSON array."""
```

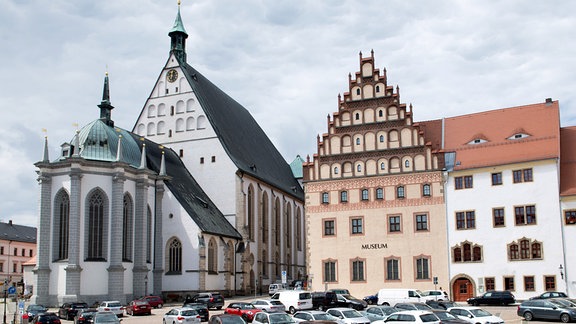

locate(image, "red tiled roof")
[[560, 126, 576, 196], [444, 101, 560, 170]]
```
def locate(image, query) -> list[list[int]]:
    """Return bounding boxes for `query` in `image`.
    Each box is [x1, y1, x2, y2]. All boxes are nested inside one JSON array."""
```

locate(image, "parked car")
[[183, 302, 210, 322], [125, 299, 152, 316], [430, 310, 469, 324], [359, 310, 386, 322], [31, 312, 61, 324], [92, 311, 121, 324], [209, 314, 247, 324], [420, 291, 449, 302], [187, 292, 225, 310], [293, 310, 344, 324], [251, 299, 286, 312], [312, 291, 339, 310], [326, 307, 371, 324], [164, 307, 202, 324], [73, 308, 97, 324], [26, 305, 48, 319], [252, 311, 296, 324], [97, 301, 124, 317], [466, 291, 515, 306], [365, 306, 397, 320], [425, 301, 457, 310], [58, 302, 90, 320], [224, 302, 262, 322], [447, 306, 504, 324], [269, 283, 288, 296], [529, 292, 569, 300], [337, 294, 368, 310], [384, 310, 440, 324], [394, 303, 433, 311], [363, 293, 379, 305], [143, 295, 165, 308], [517, 298, 576, 323]]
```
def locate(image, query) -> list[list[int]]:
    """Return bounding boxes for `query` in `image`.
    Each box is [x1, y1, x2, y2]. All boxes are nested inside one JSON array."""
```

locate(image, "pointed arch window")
[[208, 238, 218, 274], [379, 134, 384, 142], [54, 190, 70, 261], [376, 85, 380, 93], [423, 184, 431, 197], [167, 238, 182, 274], [146, 206, 152, 263], [355, 113, 360, 120], [122, 194, 134, 262], [380, 162, 386, 170], [87, 190, 107, 261], [379, 110, 383, 118], [247, 186, 254, 241], [376, 188, 384, 200], [334, 167, 339, 174], [275, 199, 281, 246], [262, 193, 268, 244], [361, 189, 369, 201]]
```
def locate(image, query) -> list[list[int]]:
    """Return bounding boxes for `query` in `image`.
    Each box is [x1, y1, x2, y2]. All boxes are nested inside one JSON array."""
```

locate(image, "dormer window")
[[508, 133, 530, 140], [468, 138, 488, 145]]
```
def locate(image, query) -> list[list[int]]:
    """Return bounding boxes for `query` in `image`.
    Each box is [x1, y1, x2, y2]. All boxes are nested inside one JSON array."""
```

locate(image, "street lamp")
[[559, 264, 564, 280]]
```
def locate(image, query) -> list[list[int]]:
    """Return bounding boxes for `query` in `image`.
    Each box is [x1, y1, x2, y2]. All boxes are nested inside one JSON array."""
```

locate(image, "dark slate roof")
[[0, 221, 37, 243], [179, 62, 304, 201], [128, 133, 242, 240]]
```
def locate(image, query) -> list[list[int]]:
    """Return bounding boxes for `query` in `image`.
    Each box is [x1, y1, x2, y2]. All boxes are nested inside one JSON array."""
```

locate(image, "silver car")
[[251, 299, 286, 312], [327, 308, 371, 324], [164, 307, 202, 324]]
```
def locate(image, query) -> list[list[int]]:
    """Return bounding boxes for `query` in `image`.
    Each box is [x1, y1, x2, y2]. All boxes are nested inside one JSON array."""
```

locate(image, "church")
[[32, 3, 305, 306]]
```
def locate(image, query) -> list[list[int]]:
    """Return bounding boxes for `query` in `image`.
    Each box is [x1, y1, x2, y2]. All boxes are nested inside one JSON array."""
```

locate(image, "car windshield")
[[28, 305, 46, 311], [469, 309, 492, 317], [181, 310, 199, 316], [414, 304, 431, 310], [221, 316, 246, 324], [313, 313, 334, 321], [550, 299, 575, 307], [240, 304, 256, 309], [107, 302, 121, 307], [420, 314, 440, 322], [342, 310, 362, 318], [269, 313, 294, 323], [270, 301, 284, 306], [94, 313, 118, 322], [73, 304, 89, 309]]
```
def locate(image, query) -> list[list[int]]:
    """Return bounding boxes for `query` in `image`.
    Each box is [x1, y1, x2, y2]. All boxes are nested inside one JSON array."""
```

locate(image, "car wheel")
[[561, 314, 570, 323], [289, 307, 296, 314], [382, 303, 390, 306], [523, 312, 534, 321]]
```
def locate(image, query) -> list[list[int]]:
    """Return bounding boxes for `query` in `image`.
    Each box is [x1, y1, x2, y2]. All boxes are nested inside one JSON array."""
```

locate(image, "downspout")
[[440, 117, 453, 298]]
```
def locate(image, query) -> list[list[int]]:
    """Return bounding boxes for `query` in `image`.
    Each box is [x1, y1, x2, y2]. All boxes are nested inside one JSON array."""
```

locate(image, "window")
[[87, 190, 106, 260], [13, 248, 17, 256], [515, 205, 537, 225], [208, 239, 217, 274], [513, 168, 533, 183], [351, 218, 363, 235], [491, 172, 503, 185], [211, 156, 216, 162], [484, 277, 495, 291], [29, 249, 33, 257], [13, 263, 17, 273], [396, 186, 405, 199], [340, 191, 348, 203], [323, 260, 337, 282], [0, 264, 2, 273], [404, 160, 410, 168], [455, 176, 473, 189], [520, 239, 530, 259], [423, 184, 431, 197], [0, 247, 3, 255], [322, 192, 329, 204], [55, 190, 69, 261], [545, 276, 556, 291], [356, 138, 361, 145], [493, 208, 505, 227], [167, 238, 182, 274], [122, 194, 133, 262], [566, 210, 576, 224], [376, 188, 384, 200], [455, 211, 475, 229], [324, 220, 335, 236], [453, 247, 462, 262], [379, 135, 384, 142], [334, 167, 339, 174], [504, 277, 515, 291], [21, 249, 24, 257], [385, 258, 400, 281], [524, 276, 535, 291], [455, 177, 463, 190], [464, 176, 473, 188], [351, 259, 365, 281], [509, 244, 519, 260], [415, 214, 428, 231], [361, 189, 369, 201], [200, 157, 204, 164], [508, 238, 542, 260], [389, 215, 401, 233], [147, 207, 152, 263], [415, 257, 430, 280], [357, 165, 362, 172]]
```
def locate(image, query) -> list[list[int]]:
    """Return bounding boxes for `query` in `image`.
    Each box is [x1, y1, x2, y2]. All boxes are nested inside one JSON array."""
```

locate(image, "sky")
[[1, 0, 576, 227]]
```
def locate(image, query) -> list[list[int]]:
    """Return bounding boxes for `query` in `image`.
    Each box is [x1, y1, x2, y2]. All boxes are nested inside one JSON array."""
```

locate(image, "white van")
[[377, 288, 423, 306], [270, 290, 313, 314]]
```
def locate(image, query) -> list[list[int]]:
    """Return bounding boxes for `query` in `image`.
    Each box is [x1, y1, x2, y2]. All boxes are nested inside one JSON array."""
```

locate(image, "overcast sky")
[[2, 0, 575, 227]]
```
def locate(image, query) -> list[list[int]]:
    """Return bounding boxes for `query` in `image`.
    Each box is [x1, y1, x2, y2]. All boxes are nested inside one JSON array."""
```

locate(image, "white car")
[[163, 307, 202, 324], [447, 307, 504, 324], [420, 290, 449, 301], [384, 310, 440, 324], [97, 301, 124, 317], [252, 311, 295, 324], [251, 299, 286, 312], [327, 307, 371, 324], [293, 310, 345, 324]]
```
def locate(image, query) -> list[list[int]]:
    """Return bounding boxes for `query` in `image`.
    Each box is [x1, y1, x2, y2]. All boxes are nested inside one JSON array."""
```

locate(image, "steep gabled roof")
[[0, 221, 37, 243], [179, 62, 304, 200], [128, 133, 242, 240], [443, 101, 560, 170], [560, 126, 576, 197]]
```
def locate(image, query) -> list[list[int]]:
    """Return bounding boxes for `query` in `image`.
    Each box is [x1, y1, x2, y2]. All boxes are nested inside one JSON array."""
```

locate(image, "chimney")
[[8, 220, 12, 226], [545, 98, 553, 105]]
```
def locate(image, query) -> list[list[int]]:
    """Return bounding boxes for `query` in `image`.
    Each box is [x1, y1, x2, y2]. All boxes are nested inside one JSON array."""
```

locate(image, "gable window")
[[565, 210, 576, 224], [361, 189, 369, 201], [324, 219, 335, 236], [351, 217, 363, 235], [513, 168, 533, 183], [415, 257, 430, 280], [167, 238, 182, 274], [322, 192, 329, 204], [323, 260, 337, 282], [388, 215, 401, 233], [452, 242, 483, 263], [515, 205, 537, 225], [340, 191, 348, 203], [376, 188, 384, 200], [491, 172, 503, 185], [456, 211, 475, 229], [351, 259, 365, 282], [396, 186, 405, 199], [415, 214, 428, 231], [493, 208, 505, 227], [385, 258, 400, 281], [422, 184, 431, 197]]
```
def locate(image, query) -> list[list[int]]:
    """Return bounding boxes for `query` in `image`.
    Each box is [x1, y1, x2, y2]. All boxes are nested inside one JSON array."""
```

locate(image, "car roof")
[[393, 310, 433, 315], [448, 306, 478, 310]]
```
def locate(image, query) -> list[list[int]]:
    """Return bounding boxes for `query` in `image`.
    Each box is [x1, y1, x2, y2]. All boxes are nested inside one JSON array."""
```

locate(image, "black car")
[[363, 293, 378, 305], [426, 300, 458, 310], [31, 312, 61, 324], [183, 302, 210, 321], [517, 298, 576, 322], [312, 291, 338, 310], [530, 291, 569, 300], [58, 302, 90, 320], [74, 308, 97, 324], [431, 310, 469, 324], [337, 294, 368, 310], [467, 291, 515, 306], [209, 314, 247, 324], [26, 305, 48, 319], [187, 292, 225, 310]]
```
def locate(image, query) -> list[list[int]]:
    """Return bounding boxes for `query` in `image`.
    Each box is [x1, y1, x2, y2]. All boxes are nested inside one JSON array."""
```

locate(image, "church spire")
[[98, 72, 115, 127], [169, 0, 188, 62]]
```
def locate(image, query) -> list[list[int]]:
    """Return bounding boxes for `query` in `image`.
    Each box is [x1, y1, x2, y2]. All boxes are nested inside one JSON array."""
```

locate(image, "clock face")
[[167, 69, 178, 83]]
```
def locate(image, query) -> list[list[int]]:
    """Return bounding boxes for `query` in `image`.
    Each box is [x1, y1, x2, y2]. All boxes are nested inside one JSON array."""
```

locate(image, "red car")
[[143, 295, 164, 308], [224, 302, 262, 322], [126, 299, 152, 316]]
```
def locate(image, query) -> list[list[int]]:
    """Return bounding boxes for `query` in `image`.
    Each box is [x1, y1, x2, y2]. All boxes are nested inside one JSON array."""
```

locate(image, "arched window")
[[334, 167, 339, 174], [532, 242, 542, 259], [167, 238, 182, 274], [197, 115, 207, 129], [356, 138, 361, 145], [509, 244, 519, 260], [376, 85, 380, 92], [355, 113, 360, 120], [262, 251, 267, 276], [275, 198, 281, 246], [405, 160, 410, 168], [380, 162, 386, 170], [520, 239, 530, 259], [423, 184, 431, 197], [357, 164, 362, 172], [262, 193, 268, 243], [208, 238, 218, 274], [361, 189, 369, 201], [453, 247, 462, 262], [122, 194, 133, 262], [379, 135, 384, 142], [396, 186, 405, 199], [275, 252, 281, 279], [296, 209, 302, 251], [247, 186, 254, 241], [87, 190, 107, 260], [54, 190, 69, 261], [376, 188, 384, 200], [146, 206, 152, 263], [463, 243, 471, 261], [356, 89, 361, 95], [473, 246, 482, 261]]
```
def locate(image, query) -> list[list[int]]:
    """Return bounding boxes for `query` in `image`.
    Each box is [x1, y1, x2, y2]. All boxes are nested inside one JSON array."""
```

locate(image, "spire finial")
[[42, 129, 49, 162], [159, 150, 167, 176], [98, 71, 115, 127], [116, 134, 123, 162], [169, 0, 188, 62], [72, 130, 81, 157], [139, 142, 147, 170]]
